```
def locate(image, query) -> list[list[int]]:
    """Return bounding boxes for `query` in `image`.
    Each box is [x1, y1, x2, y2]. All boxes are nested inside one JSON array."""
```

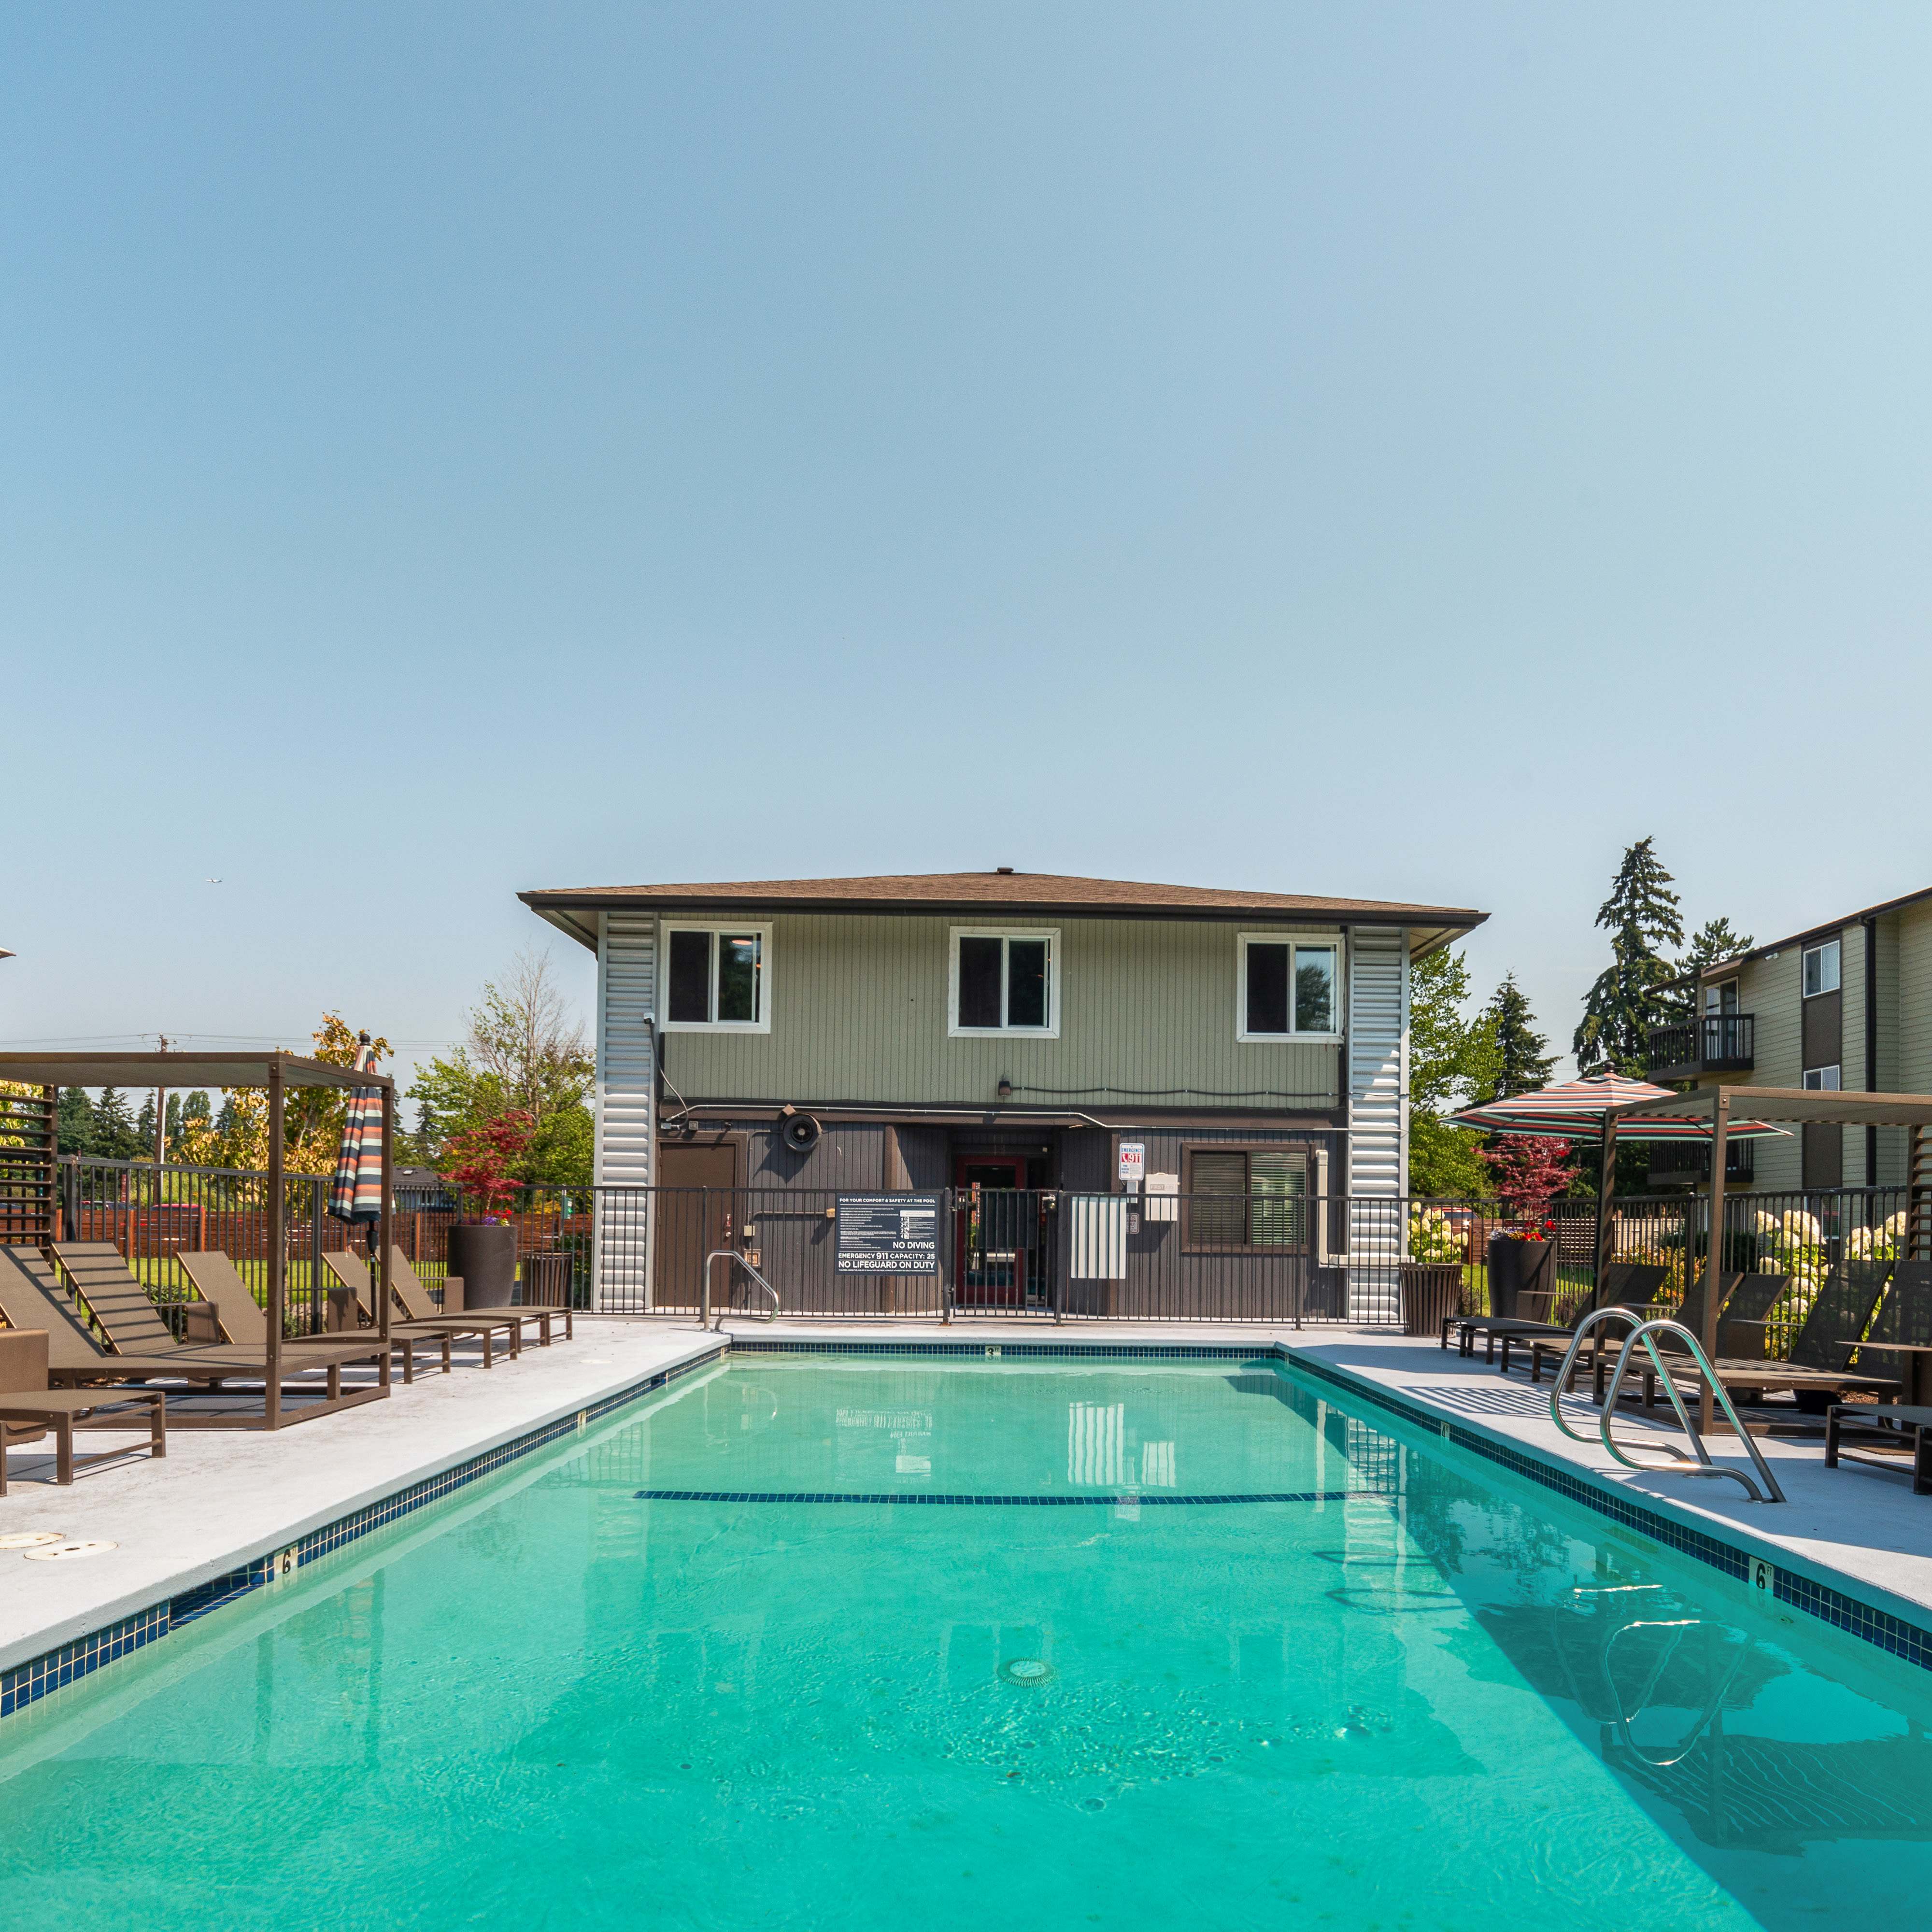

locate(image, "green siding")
[[1729, 947, 1803, 1191], [1874, 913, 1906, 1185], [658, 912, 1347, 1109]]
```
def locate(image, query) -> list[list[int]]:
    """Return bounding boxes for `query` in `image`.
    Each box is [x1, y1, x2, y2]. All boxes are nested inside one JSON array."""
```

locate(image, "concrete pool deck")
[[3, 1315, 1931, 1703]]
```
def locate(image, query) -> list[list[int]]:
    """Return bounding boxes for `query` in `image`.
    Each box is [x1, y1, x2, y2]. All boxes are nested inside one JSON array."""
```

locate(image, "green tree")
[[92, 1087, 141, 1160], [135, 1094, 158, 1161], [1574, 838, 1685, 1077], [1406, 948, 1501, 1197], [56, 1086, 97, 1156], [1479, 975, 1555, 1101], [409, 951, 594, 1191], [1674, 915, 1756, 1016]]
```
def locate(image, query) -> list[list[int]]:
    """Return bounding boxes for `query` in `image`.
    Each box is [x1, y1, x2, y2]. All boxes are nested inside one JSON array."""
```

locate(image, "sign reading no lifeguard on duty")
[[835, 1193, 941, 1274]]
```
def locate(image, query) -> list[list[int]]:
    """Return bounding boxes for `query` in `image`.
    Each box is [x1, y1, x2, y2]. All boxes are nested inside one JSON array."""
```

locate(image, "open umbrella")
[[328, 1033, 385, 1244], [1449, 1072, 1788, 1289]]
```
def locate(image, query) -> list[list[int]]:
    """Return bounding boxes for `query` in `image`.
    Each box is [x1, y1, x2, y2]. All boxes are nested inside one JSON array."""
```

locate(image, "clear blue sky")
[[6, 4, 1930, 1093]]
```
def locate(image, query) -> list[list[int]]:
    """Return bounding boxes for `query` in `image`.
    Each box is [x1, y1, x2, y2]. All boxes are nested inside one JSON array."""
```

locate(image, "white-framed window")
[[1704, 979, 1739, 1015], [660, 923, 772, 1032], [1237, 934, 1341, 1041], [1803, 938, 1841, 998], [948, 928, 1059, 1037], [1803, 1065, 1842, 1091]]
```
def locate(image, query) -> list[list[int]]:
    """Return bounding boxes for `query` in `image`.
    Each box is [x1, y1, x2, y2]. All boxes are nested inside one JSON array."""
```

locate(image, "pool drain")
[[0, 1532, 65, 1549], [999, 1658, 1053, 1687], [24, 1539, 118, 1563]]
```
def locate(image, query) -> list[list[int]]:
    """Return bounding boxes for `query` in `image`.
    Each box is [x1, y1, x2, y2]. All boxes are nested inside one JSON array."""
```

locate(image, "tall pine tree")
[[92, 1087, 140, 1160], [1574, 838, 1685, 1077], [56, 1086, 97, 1155], [1478, 975, 1555, 1101]]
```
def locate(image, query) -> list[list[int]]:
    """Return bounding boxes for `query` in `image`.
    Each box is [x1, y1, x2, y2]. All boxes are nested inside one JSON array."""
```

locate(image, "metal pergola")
[[1606, 1085, 1932, 1430], [0, 1051, 393, 1428]]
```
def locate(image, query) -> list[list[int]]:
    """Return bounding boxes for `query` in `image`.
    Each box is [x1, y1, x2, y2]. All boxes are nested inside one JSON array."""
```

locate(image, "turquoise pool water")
[[3, 1355, 1930, 1929]]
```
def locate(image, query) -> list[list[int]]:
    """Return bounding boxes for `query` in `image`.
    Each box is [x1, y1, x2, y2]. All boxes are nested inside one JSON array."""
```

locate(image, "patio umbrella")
[[1449, 1072, 1788, 1290], [328, 1033, 385, 1246], [1450, 1072, 1789, 1145]]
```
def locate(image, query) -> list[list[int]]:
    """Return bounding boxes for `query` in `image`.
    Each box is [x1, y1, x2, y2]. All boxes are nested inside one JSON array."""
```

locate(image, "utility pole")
[[155, 1035, 170, 1170]]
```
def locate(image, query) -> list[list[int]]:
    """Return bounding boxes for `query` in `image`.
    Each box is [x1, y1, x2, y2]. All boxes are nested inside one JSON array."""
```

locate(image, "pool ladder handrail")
[[1546, 1307, 1786, 1504], [700, 1249, 781, 1331]]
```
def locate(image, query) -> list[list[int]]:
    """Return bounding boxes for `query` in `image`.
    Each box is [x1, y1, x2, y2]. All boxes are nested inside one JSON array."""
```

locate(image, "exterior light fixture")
[[996, 1078, 1012, 1103]]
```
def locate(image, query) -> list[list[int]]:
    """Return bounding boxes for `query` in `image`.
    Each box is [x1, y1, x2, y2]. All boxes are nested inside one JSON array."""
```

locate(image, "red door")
[[955, 1156, 1028, 1307]]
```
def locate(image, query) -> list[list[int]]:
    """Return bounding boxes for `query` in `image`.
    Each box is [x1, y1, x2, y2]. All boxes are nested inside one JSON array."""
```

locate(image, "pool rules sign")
[[836, 1193, 941, 1273]]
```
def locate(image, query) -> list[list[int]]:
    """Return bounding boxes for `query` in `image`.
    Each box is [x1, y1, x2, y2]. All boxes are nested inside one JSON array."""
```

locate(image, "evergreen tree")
[[1574, 838, 1685, 1077], [1405, 948, 1501, 1197], [92, 1087, 140, 1160], [135, 1094, 158, 1160], [164, 1093, 184, 1156], [1676, 916, 1756, 1014], [1478, 975, 1555, 1101], [56, 1086, 97, 1156]]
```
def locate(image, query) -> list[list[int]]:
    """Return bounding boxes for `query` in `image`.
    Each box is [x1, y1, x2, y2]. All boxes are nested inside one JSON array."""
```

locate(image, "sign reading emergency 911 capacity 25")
[[835, 1193, 941, 1274]]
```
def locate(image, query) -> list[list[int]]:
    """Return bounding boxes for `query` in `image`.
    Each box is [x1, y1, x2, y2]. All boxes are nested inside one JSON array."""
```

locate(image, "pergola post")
[[266, 1056, 284, 1431], [1702, 1087, 1730, 1436]]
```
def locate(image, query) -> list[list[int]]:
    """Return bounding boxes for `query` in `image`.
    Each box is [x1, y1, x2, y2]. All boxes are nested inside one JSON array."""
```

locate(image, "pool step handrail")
[[1545, 1307, 1787, 1504], [700, 1250, 781, 1331]]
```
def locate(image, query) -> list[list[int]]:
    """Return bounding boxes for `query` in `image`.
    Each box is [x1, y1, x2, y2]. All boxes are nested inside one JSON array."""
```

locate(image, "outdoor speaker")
[[781, 1113, 822, 1155]]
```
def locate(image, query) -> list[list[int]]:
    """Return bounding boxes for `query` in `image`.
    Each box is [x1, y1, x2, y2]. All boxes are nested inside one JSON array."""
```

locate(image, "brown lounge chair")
[[1530, 1269, 1751, 1397], [1447, 1264, 1667, 1369], [320, 1250, 528, 1371], [0, 1328, 165, 1493], [180, 1249, 463, 1384], [391, 1246, 573, 1343], [25, 1244, 389, 1426], [1537, 1262, 1900, 1415]]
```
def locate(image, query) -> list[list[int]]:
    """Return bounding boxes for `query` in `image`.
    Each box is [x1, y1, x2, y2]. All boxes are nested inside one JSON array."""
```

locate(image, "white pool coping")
[[3, 1315, 1931, 1708]]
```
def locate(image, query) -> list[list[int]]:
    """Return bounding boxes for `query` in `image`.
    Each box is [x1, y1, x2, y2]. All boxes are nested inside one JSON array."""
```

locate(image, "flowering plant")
[[1754, 1208, 1829, 1297], [1848, 1211, 1907, 1263], [1407, 1206, 1465, 1264]]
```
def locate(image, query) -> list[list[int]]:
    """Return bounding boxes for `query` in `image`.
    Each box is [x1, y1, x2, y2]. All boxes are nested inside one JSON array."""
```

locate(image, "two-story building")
[[522, 870, 1486, 1311], [1652, 881, 1932, 1194]]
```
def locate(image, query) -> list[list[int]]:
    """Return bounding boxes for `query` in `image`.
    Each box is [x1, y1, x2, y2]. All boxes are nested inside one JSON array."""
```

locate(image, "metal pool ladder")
[[700, 1250, 781, 1331], [1546, 1307, 1787, 1504]]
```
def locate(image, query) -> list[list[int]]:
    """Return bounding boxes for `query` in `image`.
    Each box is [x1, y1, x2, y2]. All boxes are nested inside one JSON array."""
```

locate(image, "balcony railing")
[[1647, 1137, 1755, 1184], [1646, 1012, 1755, 1080]]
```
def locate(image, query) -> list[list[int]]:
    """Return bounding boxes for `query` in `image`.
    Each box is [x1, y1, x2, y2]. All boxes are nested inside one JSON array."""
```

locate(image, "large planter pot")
[[1399, 1264, 1464, 1340], [448, 1222, 517, 1307], [1485, 1235, 1553, 1320]]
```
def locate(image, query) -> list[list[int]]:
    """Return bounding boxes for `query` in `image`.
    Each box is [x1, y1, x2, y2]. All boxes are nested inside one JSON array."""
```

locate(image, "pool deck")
[[4, 1315, 1932, 1698]]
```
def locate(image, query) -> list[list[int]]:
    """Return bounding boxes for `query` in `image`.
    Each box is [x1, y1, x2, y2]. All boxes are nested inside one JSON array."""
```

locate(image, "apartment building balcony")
[[1646, 1013, 1755, 1083]]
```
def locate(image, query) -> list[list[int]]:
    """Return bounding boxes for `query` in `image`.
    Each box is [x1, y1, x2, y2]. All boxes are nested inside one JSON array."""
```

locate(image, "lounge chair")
[[320, 1250, 528, 1372], [0, 1327, 165, 1494], [1539, 1261, 1900, 1415], [1446, 1264, 1666, 1367], [27, 1243, 388, 1424], [390, 1246, 573, 1343], [1531, 1268, 1743, 1387]]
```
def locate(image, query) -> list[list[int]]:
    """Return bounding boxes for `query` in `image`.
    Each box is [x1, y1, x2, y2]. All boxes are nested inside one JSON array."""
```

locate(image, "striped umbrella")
[[1450, 1072, 1788, 1142], [328, 1034, 385, 1227]]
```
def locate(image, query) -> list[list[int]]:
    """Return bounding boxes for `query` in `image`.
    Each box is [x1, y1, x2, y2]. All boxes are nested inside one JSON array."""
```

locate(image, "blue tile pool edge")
[[1281, 1347, 1932, 1676], [0, 1343, 728, 1723]]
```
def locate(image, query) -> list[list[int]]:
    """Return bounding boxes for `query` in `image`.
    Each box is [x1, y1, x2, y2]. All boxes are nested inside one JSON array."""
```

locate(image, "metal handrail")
[[700, 1249, 780, 1331], [1544, 1307, 1787, 1503]]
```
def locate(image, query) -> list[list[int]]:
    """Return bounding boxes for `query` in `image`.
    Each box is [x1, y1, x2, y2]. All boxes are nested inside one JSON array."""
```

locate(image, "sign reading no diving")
[[836, 1193, 941, 1274]]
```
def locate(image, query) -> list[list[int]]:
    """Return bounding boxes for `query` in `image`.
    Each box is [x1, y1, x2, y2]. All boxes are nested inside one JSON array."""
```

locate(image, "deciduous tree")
[[1406, 948, 1501, 1197]]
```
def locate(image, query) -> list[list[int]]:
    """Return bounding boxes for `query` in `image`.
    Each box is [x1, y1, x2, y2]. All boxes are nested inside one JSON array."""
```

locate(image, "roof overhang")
[[0, 1051, 392, 1092], [520, 886, 1487, 960]]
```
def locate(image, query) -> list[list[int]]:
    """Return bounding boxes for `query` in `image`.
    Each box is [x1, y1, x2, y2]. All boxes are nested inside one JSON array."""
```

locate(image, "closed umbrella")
[[328, 1033, 385, 1244]]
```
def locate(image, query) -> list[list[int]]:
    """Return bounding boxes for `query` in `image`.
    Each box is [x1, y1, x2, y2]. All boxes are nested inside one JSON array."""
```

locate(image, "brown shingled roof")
[[521, 871, 1487, 951]]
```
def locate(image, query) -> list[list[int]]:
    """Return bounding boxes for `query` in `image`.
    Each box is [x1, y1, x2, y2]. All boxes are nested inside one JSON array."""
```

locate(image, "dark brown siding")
[[1802, 986, 1842, 1074]]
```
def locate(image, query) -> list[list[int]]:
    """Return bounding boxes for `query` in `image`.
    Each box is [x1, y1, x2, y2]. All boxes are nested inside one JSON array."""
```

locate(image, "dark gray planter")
[[1485, 1235, 1553, 1320], [448, 1222, 517, 1307], [1398, 1264, 1465, 1339]]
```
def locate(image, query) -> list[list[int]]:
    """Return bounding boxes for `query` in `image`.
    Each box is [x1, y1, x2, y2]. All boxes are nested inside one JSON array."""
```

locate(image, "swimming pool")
[[2, 1352, 1929, 1929]]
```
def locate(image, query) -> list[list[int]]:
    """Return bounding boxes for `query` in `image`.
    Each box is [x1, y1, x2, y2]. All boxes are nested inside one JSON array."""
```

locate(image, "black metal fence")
[[39, 1161, 1923, 1353]]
